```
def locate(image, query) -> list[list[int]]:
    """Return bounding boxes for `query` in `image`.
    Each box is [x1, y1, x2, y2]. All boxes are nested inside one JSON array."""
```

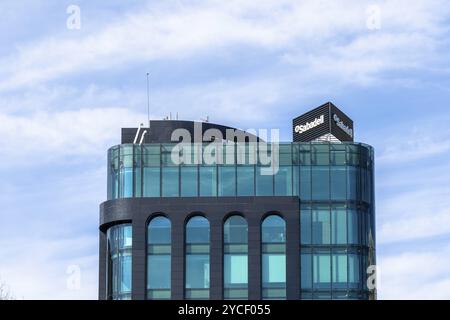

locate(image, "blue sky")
[[1, 0, 450, 299]]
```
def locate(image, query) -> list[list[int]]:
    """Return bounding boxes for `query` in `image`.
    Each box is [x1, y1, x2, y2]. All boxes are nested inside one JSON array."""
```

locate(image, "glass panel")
[[107, 224, 132, 300], [224, 216, 247, 244], [120, 255, 132, 293], [313, 250, 331, 289], [347, 166, 358, 200], [143, 167, 160, 197], [300, 206, 311, 244], [312, 206, 330, 245], [332, 251, 347, 289], [332, 206, 347, 245], [331, 150, 346, 165], [162, 166, 179, 197], [348, 210, 359, 245], [218, 166, 236, 196], [330, 166, 346, 200], [292, 166, 299, 196], [311, 167, 329, 200], [120, 167, 133, 198], [256, 166, 273, 196], [274, 166, 292, 196], [186, 254, 210, 289], [262, 215, 286, 243], [262, 254, 286, 286], [147, 255, 171, 289], [301, 252, 312, 289], [134, 146, 142, 197], [148, 216, 171, 244], [348, 253, 360, 288], [181, 166, 198, 197], [237, 166, 254, 196], [300, 166, 311, 200], [200, 166, 217, 196], [186, 216, 210, 244], [224, 254, 248, 287]]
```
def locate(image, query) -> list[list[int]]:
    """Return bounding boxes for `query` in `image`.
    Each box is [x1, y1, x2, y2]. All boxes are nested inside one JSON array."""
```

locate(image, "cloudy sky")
[[0, 0, 450, 299]]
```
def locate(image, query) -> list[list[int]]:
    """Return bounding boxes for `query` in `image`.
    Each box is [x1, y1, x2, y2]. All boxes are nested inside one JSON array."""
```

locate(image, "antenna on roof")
[[146, 72, 150, 128]]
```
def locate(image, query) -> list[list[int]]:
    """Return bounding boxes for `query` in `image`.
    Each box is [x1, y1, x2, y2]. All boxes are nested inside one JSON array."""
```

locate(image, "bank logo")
[[294, 115, 324, 134], [333, 114, 353, 138]]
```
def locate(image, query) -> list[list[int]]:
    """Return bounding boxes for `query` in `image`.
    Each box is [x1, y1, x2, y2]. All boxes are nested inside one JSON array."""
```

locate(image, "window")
[[237, 166, 254, 196], [119, 147, 134, 198], [348, 253, 361, 289], [300, 166, 311, 200], [162, 166, 179, 197], [223, 215, 248, 299], [346, 166, 359, 200], [181, 166, 198, 197], [185, 216, 210, 299], [312, 205, 330, 245], [313, 249, 331, 289], [274, 166, 292, 196], [200, 166, 217, 197], [301, 249, 312, 289], [300, 205, 312, 244], [256, 166, 273, 196], [147, 216, 171, 299], [261, 215, 286, 299], [330, 166, 346, 200], [311, 167, 329, 200], [143, 167, 160, 197], [331, 206, 347, 245], [332, 250, 348, 289], [120, 166, 133, 198], [107, 224, 132, 300], [219, 166, 236, 196], [348, 209, 359, 245]]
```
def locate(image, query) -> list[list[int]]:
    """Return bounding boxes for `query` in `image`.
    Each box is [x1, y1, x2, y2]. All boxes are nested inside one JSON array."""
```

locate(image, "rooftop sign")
[[292, 102, 354, 142]]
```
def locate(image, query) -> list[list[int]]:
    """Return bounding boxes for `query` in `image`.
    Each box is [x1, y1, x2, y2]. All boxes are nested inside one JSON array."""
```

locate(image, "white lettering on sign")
[[294, 115, 324, 134], [333, 114, 353, 138]]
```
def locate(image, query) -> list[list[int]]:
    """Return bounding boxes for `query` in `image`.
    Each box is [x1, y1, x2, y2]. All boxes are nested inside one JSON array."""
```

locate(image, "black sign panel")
[[292, 102, 354, 142]]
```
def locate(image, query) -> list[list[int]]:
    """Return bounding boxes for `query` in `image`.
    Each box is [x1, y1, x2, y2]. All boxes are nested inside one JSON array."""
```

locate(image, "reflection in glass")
[[223, 215, 248, 299], [107, 224, 132, 300], [262, 215, 286, 299], [147, 216, 171, 299], [185, 216, 210, 299]]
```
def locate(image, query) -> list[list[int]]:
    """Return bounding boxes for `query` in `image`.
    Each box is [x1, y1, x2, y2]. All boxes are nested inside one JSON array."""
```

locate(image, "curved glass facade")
[[261, 215, 286, 299], [185, 216, 210, 299], [223, 215, 248, 299], [107, 224, 132, 300], [147, 216, 171, 299], [107, 142, 374, 205], [102, 141, 374, 300]]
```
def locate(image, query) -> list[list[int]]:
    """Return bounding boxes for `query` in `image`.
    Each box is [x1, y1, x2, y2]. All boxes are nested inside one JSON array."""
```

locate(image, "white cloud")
[[0, 0, 448, 91], [0, 236, 98, 300], [378, 245, 450, 299], [0, 107, 146, 166]]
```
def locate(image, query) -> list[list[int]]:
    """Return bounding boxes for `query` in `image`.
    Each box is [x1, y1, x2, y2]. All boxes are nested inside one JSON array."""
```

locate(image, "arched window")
[[107, 223, 132, 300], [223, 215, 248, 299], [185, 215, 210, 299], [261, 215, 286, 299], [147, 216, 171, 299]]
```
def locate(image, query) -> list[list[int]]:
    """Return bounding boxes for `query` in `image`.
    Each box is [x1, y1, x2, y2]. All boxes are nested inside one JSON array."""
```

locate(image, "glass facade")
[[107, 224, 132, 300], [223, 215, 248, 299], [107, 142, 374, 205], [185, 216, 210, 299], [104, 141, 375, 300], [147, 216, 171, 299]]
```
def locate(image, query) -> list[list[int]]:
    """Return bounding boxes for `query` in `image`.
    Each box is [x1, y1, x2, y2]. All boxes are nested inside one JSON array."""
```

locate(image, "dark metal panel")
[[121, 120, 261, 144]]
